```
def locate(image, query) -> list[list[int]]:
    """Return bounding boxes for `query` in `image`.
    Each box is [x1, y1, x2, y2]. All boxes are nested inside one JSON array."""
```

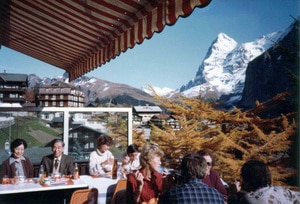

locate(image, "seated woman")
[[89, 134, 114, 176], [126, 144, 165, 204], [121, 144, 141, 174], [0, 139, 34, 179], [197, 149, 228, 202]]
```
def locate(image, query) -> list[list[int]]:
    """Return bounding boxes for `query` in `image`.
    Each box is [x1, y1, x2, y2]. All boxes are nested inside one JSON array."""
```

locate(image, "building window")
[[9, 94, 17, 98], [45, 95, 49, 99], [60, 101, 63, 107]]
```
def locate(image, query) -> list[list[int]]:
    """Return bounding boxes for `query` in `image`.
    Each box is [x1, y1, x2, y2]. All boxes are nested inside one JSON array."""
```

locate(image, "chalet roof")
[[151, 114, 171, 120], [0, 72, 28, 82], [51, 117, 64, 123], [41, 81, 77, 89], [86, 102, 97, 107], [134, 105, 162, 113], [0, 0, 211, 81], [69, 125, 103, 134]]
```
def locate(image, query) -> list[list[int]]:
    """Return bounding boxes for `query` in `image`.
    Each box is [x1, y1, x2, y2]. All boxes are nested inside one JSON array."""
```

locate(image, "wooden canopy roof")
[[0, 0, 211, 81]]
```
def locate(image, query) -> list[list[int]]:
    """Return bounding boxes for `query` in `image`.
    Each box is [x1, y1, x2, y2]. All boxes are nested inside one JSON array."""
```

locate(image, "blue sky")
[[0, 0, 299, 90]]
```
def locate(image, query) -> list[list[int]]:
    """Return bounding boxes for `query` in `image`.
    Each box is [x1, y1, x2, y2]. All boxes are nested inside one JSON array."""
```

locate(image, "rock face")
[[238, 20, 299, 116]]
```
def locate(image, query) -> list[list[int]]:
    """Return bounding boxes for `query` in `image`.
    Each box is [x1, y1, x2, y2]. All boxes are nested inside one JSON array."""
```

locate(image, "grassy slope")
[[0, 116, 61, 149]]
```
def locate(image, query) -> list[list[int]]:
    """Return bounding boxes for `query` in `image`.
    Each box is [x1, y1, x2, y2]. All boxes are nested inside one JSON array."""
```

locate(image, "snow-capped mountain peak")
[[142, 86, 175, 97], [180, 23, 292, 103]]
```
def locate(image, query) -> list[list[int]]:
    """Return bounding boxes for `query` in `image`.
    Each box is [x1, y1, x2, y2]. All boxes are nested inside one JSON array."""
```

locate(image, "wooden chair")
[[110, 178, 127, 204], [70, 188, 98, 204]]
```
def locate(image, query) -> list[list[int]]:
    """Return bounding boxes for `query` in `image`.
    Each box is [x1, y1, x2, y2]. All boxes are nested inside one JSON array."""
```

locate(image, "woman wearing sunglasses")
[[197, 149, 228, 203]]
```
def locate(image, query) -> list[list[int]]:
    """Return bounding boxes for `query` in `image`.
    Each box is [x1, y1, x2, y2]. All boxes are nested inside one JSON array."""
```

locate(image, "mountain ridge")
[[28, 74, 157, 106], [179, 24, 292, 103], [28, 21, 297, 108]]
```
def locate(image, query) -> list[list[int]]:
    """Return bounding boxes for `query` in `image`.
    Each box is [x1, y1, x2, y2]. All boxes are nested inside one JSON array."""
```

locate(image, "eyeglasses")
[[207, 162, 212, 166]]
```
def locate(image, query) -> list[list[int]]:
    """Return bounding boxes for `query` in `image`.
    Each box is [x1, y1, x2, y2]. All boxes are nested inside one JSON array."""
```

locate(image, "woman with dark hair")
[[0, 139, 34, 179], [240, 159, 300, 203], [197, 149, 228, 202], [89, 134, 115, 176], [121, 144, 141, 173]]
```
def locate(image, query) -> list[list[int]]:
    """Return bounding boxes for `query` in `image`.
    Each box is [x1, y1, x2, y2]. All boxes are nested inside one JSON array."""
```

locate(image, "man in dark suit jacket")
[[40, 139, 74, 176]]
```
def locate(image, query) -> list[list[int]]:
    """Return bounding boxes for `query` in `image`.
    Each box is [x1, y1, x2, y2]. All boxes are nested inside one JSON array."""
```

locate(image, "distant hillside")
[[28, 74, 157, 106]]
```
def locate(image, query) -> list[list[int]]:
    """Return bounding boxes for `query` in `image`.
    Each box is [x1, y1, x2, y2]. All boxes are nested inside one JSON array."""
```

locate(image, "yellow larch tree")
[[148, 91, 298, 190]]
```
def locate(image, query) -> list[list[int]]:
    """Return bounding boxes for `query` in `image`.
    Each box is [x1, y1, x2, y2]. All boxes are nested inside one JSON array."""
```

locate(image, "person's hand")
[[101, 157, 114, 166], [91, 172, 100, 177], [123, 156, 130, 164], [108, 157, 114, 164], [234, 180, 241, 192], [135, 171, 144, 188], [162, 168, 169, 178], [90, 167, 101, 177]]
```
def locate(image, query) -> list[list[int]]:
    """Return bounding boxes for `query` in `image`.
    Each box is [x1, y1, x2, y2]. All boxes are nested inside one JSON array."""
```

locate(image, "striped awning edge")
[[0, 0, 212, 81]]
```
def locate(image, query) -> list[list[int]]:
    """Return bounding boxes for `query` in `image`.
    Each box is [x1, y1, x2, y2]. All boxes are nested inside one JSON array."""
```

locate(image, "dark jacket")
[[0, 156, 34, 179], [203, 169, 228, 202], [40, 154, 74, 176]]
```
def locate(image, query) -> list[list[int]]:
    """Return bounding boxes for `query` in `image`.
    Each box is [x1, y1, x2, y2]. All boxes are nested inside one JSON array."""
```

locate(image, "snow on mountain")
[[180, 25, 292, 103], [27, 23, 293, 107], [29, 73, 157, 105], [142, 86, 175, 97]]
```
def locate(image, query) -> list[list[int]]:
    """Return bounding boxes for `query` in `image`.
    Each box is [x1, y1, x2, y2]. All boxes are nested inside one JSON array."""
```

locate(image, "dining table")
[[79, 175, 119, 204], [0, 175, 121, 204], [0, 177, 88, 204]]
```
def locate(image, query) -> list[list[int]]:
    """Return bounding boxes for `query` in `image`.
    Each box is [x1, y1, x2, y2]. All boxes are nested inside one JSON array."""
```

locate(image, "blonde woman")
[[127, 144, 165, 204]]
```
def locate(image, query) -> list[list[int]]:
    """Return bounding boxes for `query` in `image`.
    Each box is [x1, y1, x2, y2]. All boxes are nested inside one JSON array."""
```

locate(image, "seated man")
[[40, 139, 74, 176], [159, 153, 224, 204]]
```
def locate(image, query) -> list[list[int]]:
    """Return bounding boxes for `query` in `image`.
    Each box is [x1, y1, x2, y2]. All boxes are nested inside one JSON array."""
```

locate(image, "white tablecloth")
[[0, 178, 89, 203], [79, 175, 119, 204], [0, 178, 88, 194]]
